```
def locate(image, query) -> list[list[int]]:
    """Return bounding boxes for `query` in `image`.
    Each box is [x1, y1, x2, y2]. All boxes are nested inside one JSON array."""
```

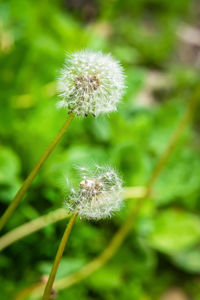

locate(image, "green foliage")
[[38, 257, 86, 279], [0, 0, 200, 299], [149, 209, 200, 254], [0, 146, 21, 202]]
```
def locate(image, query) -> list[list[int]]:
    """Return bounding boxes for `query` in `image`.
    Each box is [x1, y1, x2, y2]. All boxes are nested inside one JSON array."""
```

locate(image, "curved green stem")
[[13, 282, 43, 300], [0, 113, 75, 232], [42, 213, 77, 300], [0, 209, 69, 251]]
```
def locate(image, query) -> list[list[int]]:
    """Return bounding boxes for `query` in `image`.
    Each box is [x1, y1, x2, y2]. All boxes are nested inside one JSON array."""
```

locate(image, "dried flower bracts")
[[66, 166, 123, 220], [57, 50, 125, 116]]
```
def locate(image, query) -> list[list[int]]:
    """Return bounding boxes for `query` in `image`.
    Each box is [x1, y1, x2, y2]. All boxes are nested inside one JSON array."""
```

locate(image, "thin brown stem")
[[42, 213, 77, 300], [0, 113, 75, 232]]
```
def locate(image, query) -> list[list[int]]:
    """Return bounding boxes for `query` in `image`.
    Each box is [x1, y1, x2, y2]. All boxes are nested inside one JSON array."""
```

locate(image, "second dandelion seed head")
[[66, 166, 123, 220], [57, 50, 125, 116]]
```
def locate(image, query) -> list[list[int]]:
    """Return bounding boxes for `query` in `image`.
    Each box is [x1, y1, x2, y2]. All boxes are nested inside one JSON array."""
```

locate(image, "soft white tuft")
[[57, 50, 125, 116], [65, 166, 123, 220]]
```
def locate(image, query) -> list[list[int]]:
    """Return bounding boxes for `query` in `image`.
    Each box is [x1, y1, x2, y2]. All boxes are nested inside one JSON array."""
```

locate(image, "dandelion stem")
[[0, 113, 75, 232], [42, 213, 77, 300]]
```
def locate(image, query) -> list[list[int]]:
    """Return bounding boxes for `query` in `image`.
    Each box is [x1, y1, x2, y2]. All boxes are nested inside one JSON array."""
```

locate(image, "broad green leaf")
[[37, 258, 85, 279], [149, 209, 200, 254], [0, 146, 21, 184], [155, 149, 200, 206], [88, 267, 121, 290], [172, 247, 200, 273], [0, 146, 21, 202]]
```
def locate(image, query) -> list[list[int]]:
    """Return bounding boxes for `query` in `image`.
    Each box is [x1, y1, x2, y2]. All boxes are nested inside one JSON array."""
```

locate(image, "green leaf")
[[172, 246, 200, 273], [155, 148, 200, 206], [149, 209, 200, 254], [37, 258, 85, 279], [88, 267, 121, 290], [0, 146, 21, 184], [0, 146, 21, 202]]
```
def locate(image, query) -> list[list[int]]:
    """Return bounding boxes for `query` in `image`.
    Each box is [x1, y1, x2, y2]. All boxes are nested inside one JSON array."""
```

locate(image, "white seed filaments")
[[57, 50, 125, 116], [65, 167, 123, 220]]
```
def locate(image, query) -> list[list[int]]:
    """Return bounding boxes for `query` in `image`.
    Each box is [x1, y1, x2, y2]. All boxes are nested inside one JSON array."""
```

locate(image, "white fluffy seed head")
[[65, 166, 123, 220], [57, 50, 125, 116]]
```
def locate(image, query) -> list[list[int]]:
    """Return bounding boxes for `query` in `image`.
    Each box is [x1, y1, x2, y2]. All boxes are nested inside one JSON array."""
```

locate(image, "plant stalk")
[[0, 209, 69, 251], [0, 113, 75, 232], [42, 213, 77, 300]]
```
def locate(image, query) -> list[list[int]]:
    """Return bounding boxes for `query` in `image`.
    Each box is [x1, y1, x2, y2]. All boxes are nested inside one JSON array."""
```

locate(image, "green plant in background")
[[1, 0, 200, 299]]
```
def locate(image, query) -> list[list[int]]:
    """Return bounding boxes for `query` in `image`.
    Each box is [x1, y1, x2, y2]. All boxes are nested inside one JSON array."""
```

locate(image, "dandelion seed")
[[57, 50, 125, 116], [65, 166, 123, 220]]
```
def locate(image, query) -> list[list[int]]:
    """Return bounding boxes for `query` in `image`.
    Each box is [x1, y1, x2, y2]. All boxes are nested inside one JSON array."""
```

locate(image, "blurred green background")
[[0, 0, 200, 299]]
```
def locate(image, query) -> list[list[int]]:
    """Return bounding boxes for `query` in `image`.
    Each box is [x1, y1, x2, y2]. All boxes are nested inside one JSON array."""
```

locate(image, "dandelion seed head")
[[65, 166, 123, 220], [57, 50, 125, 116]]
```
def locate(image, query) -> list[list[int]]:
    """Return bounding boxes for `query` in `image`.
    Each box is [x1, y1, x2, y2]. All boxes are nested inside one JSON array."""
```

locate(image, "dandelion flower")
[[57, 50, 125, 116], [66, 166, 123, 220]]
